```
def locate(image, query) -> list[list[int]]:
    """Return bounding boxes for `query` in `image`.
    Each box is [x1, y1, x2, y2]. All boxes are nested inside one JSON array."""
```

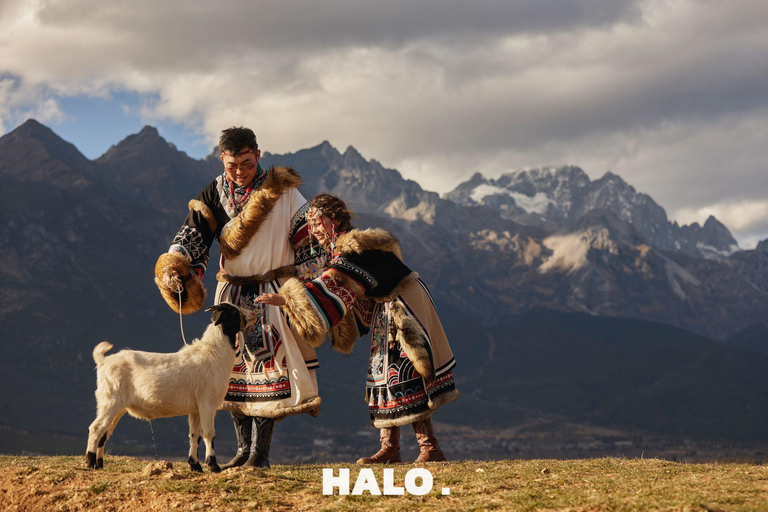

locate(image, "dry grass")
[[1, 455, 767, 511]]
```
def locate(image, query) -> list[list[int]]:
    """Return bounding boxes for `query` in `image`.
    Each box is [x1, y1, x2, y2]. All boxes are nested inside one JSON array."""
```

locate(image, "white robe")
[[217, 187, 321, 418]]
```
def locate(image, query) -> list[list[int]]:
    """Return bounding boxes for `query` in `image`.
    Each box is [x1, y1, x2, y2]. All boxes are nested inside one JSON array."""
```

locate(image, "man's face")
[[220, 148, 261, 186]]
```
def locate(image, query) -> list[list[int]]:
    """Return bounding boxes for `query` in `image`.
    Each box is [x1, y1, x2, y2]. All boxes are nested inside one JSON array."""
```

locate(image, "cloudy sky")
[[1, 0, 766, 247]]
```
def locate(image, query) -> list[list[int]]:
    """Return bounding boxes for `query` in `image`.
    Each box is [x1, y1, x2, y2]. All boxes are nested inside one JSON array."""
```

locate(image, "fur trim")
[[371, 389, 459, 428], [329, 312, 361, 355], [216, 265, 297, 285], [220, 395, 321, 419], [372, 271, 420, 303], [219, 166, 302, 259], [372, 408, 436, 428], [188, 199, 217, 233], [428, 388, 459, 410], [335, 228, 403, 261], [278, 278, 327, 347], [390, 300, 435, 384], [154, 252, 207, 314]]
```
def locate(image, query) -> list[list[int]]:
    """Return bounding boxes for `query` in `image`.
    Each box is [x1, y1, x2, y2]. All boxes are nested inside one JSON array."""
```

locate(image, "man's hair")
[[219, 126, 258, 154], [309, 193, 355, 232]]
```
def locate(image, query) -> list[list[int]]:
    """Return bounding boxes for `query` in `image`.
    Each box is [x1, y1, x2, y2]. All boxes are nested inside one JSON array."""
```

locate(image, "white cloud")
[[0, 0, 766, 235], [0, 78, 64, 135]]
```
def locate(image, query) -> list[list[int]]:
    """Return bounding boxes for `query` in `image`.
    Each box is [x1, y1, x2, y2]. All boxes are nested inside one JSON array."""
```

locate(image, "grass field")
[[1, 455, 767, 510]]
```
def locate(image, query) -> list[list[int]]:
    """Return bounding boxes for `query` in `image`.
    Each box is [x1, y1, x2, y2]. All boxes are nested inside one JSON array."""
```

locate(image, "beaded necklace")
[[223, 164, 267, 214], [227, 181, 254, 211]]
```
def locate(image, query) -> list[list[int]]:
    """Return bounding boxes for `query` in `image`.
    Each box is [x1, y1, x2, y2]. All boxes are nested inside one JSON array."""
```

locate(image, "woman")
[[257, 194, 458, 463]]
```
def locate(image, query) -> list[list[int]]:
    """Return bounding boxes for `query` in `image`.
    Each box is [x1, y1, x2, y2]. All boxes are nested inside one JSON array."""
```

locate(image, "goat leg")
[[86, 403, 124, 470], [187, 413, 204, 472], [200, 407, 221, 473]]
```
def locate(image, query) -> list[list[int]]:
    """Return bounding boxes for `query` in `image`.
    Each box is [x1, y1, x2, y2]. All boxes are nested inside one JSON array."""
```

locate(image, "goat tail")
[[93, 341, 113, 366]]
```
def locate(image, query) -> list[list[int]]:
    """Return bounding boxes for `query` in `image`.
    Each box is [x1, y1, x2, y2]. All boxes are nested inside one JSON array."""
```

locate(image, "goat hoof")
[[86, 452, 98, 469], [189, 461, 203, 473], [97, 458, 104, 469], [205, 455, 221, 473]]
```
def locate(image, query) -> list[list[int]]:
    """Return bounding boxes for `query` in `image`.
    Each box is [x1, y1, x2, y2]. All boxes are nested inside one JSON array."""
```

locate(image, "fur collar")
[[219, 166, 301, 259], [335, 228, 403, 261]]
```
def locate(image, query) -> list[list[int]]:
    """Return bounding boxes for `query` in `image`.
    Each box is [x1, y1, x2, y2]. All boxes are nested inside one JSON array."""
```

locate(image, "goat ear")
[[207, 306, 225, 326]]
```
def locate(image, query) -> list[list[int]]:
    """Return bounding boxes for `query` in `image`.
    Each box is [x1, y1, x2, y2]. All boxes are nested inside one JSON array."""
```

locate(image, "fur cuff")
[[154, 252, 207, 314], [329, 312, 360, 355], [188, 199, 217, 233], [219, 166, 301, 259], [335, 228, 403, 261], [279, 278, 327, 347], [390, 300, 435, 384]]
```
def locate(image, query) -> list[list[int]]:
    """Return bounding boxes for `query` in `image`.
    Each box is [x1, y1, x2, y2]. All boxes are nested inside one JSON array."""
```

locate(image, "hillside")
[[1, 455, 767, 511]]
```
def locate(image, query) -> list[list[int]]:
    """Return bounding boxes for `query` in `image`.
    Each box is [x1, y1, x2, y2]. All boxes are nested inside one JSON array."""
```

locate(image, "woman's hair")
[[308, 194, 355, 232]]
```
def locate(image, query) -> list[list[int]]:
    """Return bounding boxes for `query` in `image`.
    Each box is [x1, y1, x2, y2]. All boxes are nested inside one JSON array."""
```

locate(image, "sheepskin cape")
[[280, 227, 458, 427], [155, 166, 324, 419]]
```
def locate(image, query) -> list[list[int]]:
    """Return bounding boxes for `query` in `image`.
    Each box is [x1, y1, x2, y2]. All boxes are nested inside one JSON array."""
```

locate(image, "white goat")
[[85, 302, 257, 473]]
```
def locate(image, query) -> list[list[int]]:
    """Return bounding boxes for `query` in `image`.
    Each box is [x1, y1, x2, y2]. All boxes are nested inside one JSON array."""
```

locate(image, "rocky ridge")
[[444, 166, 740, 259]]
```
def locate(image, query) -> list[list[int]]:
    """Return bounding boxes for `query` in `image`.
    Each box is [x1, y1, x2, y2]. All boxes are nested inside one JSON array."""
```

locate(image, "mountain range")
[[256, 139, 768, 341], [445, 167, 739, 259], [1, 119, 768, 459]]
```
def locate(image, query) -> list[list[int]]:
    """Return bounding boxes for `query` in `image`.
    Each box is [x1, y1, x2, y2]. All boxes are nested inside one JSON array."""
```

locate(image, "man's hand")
[[255, 293, 286, 306], [163, 269, 182, 292]]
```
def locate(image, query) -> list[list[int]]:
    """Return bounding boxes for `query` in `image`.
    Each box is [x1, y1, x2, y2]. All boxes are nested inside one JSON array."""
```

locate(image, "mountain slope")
[[96, 126, 219, 214]]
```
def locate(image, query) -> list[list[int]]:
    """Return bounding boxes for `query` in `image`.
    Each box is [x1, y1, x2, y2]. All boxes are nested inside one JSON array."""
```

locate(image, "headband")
[[220, 147, 256, 157]]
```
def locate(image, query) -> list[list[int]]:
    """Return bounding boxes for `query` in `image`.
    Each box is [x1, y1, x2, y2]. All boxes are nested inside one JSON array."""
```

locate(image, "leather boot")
[[221, 412, 252, 470], [242, 416, 275, 468], [412, 418, 447, 462], [356, 427, 402, 464]]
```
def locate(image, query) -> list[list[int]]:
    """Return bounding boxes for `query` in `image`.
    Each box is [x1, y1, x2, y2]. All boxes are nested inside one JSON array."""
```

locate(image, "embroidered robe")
[[154, 166, 323, 418]]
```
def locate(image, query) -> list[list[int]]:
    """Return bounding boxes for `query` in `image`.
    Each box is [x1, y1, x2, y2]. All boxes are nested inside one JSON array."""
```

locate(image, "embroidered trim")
[[169, 225, 208, 273], [334, 257, 379, 289]]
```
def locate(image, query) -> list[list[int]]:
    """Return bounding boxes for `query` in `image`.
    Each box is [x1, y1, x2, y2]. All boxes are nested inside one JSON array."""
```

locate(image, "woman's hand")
[[255, 293, 286, 306]]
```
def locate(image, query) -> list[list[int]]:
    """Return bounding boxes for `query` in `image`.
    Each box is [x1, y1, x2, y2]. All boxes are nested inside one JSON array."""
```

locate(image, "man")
[[154, 126, 322, 469]]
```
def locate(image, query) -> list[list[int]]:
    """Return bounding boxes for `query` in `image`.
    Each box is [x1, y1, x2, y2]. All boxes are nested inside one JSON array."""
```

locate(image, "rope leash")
[[177, 290, 188, 345], [165, 269, 188, 346]]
